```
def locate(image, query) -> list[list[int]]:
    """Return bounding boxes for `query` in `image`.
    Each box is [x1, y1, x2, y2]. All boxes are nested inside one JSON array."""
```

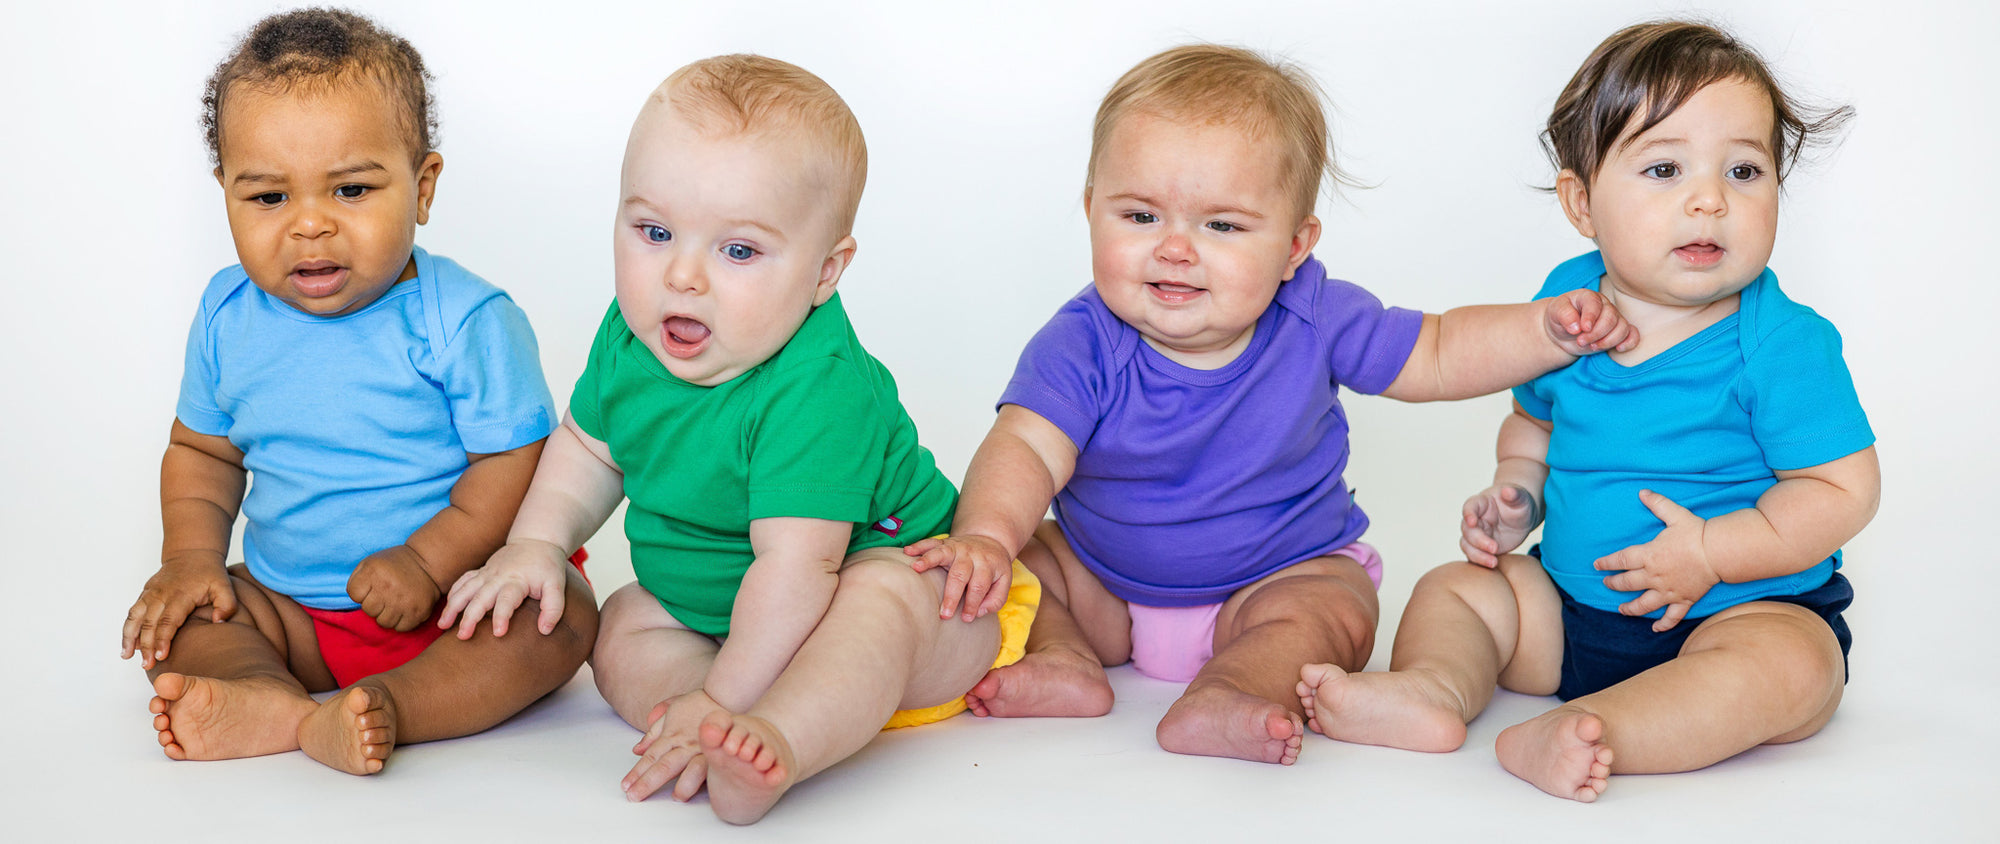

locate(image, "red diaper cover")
[[302, 549, 588, 687]]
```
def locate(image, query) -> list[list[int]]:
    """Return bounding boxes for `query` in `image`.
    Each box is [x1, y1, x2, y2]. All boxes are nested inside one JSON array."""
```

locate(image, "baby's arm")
[[1382, 291, 1635, 402], [904, 404, 1079, 621], [439, 414, 624, 637], [347, 438, 547, 632], [1596, 447, 1881, 631], [1460, 405, 1553, 567], [700, 517, 852, 711], [122, 420, 247, 668]]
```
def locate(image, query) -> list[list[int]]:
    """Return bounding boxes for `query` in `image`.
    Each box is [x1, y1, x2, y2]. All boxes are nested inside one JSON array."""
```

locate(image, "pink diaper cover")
[[1125, 540, 1383, 683]]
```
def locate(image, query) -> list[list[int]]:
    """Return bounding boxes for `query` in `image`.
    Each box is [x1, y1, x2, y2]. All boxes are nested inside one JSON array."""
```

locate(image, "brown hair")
[[656, 54, 868, 235], [202, 7, 436, 169], [1543, 19, 1851, 188], [1087, 44, 1340, 218]]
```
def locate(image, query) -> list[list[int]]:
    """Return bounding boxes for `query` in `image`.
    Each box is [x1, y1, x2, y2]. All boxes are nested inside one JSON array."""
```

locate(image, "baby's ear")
[[1281, 214, 1323, 281], [1556, 169, 1596, 239], [815, 235, 858, 306], [413, 152, 445, 226]]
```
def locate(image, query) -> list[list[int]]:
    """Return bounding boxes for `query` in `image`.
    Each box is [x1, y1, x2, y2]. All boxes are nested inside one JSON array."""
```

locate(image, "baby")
[[441, 55, 1039, 824], [120, 8, 597, 775], [1297, 20, 1877, 802], [905, 44, 1633, 765]]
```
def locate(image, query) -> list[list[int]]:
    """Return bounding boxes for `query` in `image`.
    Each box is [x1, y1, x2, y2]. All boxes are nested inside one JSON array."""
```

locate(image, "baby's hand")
[[347, 545, 442, 633], [1460, 484, 1539, 568], [904, 534, 1013, 622], [623, 690, 726, 803], [1593, 489, 1719, 632], [121, 552, 237, 669], [439, 539, 569, 639], [1543, 289, 1637, 356]]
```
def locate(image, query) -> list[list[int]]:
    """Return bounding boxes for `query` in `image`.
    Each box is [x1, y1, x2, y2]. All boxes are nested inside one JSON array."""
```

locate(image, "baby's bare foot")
[[699, 711, 797, 825], [1296, 663, 1468, 752], [1496, 706, 1614, 802], [964, 644, 1113, 718], [1156, 681, 1303, 765], [149, 672, 313, 761], [298, 684, 398, 775]]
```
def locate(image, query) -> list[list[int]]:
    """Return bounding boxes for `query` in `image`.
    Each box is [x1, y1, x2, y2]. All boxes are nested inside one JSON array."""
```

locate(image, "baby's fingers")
[[1618, 588, 1669, 618], [938, 561, 975, 619], [143, 594, 201, 666], [1651, 602, 1692, 633], [452, 584, 501, 640], [959, 568, 997, 623], [1549, 293, 1586, 336], [908, 545, 953, 574], [975, 569, 1012, 618], [487, 581, 529, 638], [121, 600, 151, 658], [623, 743, 696, 802], [671, 755, 709, 802], [535, 579, 566, 636]]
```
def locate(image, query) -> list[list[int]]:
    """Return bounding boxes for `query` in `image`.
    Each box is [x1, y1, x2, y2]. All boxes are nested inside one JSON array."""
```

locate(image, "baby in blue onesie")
[[121, 8, 597, 775], [1299, 20, 1879, 803]]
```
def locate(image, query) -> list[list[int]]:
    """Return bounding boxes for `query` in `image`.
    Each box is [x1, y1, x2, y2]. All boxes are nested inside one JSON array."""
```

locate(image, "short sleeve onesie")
[[1514, 251, 1875, 617], [998, 256, 1424, 607], [176, 247, 558, 609], [570, 293, 956, 637]]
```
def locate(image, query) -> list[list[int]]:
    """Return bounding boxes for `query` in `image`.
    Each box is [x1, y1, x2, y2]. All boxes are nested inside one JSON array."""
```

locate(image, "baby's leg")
[[593, 582, 720, 729], [146, 566, 325, 762], [1157, 554, 1378, 765], [962, 524, 1116, 718], [1498, 601, 1843, 798], [701, 552, 1000, 824], [298, 566, 598, 774], [593, 581, 726, 801], [1300, 554, 1564, 754]]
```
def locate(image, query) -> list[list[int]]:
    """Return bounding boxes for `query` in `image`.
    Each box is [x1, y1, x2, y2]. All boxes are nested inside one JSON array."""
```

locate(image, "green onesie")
[[570, 293, 956, 636]]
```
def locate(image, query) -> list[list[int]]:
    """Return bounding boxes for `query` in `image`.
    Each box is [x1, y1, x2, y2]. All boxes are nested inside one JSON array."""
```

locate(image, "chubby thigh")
[[1211, 549, 1381, 660], [835, 548, 1005, 712]]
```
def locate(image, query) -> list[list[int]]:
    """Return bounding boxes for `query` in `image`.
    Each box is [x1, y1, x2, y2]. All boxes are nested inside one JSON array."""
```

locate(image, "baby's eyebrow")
[[231, 170, 285, 186], [327, 161, 389, 179]]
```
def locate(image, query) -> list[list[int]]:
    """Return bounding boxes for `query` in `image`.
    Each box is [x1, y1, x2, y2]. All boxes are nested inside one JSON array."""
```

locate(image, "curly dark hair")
[[201, 7, 437, 168], [1543, 19, 1851, 188]]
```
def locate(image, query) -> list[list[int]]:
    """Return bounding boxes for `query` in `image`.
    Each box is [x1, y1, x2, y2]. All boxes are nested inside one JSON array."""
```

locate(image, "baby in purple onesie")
[[904, 44, 1635, 766]]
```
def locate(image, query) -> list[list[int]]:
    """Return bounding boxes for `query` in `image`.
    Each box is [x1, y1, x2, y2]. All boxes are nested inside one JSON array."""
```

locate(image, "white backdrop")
[[2, 1, 1993, 839]]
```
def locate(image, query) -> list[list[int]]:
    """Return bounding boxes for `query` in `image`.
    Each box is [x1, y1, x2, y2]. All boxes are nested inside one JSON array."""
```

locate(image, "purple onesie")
[[1000, 256, 1423, 608]]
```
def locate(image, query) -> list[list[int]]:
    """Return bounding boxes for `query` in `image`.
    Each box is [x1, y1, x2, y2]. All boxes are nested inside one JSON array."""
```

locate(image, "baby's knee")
[[1692, 607, 1844, 706]]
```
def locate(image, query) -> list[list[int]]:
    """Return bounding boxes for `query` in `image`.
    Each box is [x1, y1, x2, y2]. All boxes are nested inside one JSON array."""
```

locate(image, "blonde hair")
[[656, 54, 868, 235], [1086, 44, 1339, 218]]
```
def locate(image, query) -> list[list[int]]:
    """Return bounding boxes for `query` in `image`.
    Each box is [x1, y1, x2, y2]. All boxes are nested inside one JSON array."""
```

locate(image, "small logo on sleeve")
[[870, 515, 904, 538]]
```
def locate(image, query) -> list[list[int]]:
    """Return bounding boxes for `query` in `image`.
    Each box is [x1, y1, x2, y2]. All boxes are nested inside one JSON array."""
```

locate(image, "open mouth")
[[289, 262, 347, 298], [1147, 281, 1205, 304], [1673, 242, 1724, 268], [661, 315, 712, 359]]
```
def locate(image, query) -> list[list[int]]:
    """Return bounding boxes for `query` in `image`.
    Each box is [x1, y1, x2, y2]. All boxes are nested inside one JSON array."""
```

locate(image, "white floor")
[[15, 530, 1993, 842]]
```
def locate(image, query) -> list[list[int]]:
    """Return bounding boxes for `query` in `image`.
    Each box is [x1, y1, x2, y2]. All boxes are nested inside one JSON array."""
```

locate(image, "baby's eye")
[[253, 192, 286, 206], [640, 225, 671, 244], [1206, 220, 1240, 233], [722, 243, 758, 261], [335, 184, 369, 199], [1644, 163, 1679, 180], [1128, 212, 1158, 225], [1727, 164, 1764, 181]]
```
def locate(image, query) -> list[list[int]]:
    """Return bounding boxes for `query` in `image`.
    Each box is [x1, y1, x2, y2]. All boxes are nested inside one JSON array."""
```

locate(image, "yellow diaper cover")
[[881, 557, 1040, 730]]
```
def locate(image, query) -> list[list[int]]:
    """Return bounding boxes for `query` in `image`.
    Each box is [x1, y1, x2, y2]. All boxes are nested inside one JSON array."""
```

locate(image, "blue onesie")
[[1515, 251, 1875, 619], [175, 246, 557, 610]]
